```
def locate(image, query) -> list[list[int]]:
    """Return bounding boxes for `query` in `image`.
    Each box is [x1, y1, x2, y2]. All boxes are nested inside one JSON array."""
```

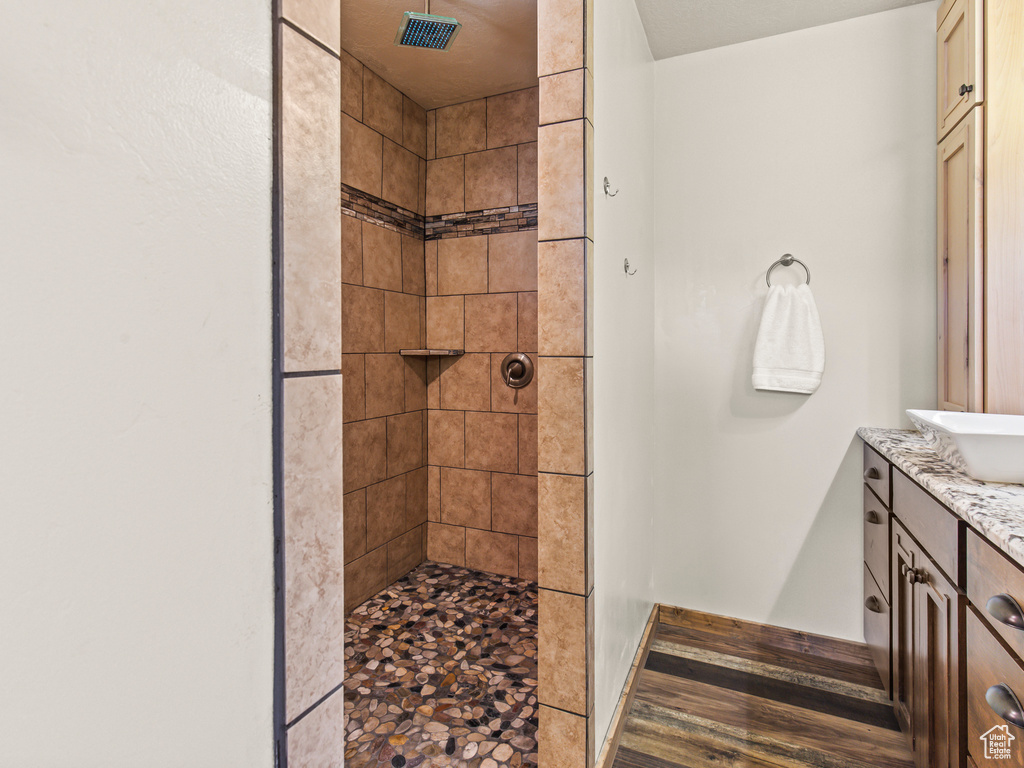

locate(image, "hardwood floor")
[[610, 609, 914, 768]]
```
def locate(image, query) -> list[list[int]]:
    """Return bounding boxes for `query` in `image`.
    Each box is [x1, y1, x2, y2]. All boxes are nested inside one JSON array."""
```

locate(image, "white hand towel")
[[752, 283, 825, 394]]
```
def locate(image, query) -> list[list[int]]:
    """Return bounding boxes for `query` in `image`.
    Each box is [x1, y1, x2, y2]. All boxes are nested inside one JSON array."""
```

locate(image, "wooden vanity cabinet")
[[936, 0, 983, 142]]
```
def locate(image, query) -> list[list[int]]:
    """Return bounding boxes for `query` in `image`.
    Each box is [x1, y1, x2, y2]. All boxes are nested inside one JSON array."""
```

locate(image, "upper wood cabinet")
[[935, 0, 1024, 416], [937, 0, 983, 142]]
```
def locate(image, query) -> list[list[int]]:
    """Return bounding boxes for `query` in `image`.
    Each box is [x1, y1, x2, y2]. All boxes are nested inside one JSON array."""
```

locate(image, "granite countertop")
[[858, 427, 1024, 569]]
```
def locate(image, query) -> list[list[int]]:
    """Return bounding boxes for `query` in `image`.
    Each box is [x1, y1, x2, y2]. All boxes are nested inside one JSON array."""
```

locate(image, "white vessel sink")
[[907, 409, 1024, 485]]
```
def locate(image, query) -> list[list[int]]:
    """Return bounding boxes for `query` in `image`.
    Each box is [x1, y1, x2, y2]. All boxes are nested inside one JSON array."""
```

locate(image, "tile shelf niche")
[[399, 349, 464, 357]]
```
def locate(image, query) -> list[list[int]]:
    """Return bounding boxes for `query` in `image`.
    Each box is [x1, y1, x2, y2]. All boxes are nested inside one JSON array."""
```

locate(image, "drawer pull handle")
[[987, 594, 1024, 630], [865, 509, 881, 524], [987, 684, 1024, 729], [865, 595, 882, 613], [864, 467, 882, 482]]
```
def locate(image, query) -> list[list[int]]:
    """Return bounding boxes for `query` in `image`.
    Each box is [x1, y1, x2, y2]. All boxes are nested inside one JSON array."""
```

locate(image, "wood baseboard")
[[594, 604, 659, 768]]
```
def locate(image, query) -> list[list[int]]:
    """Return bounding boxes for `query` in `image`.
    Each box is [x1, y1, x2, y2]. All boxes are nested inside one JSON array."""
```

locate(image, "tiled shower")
[[277, 0, 595, 763]]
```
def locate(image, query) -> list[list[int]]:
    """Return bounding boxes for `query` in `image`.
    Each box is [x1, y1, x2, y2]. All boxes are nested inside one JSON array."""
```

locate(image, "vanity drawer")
[[969, 529, 1024, 664], [968, 609, 1024, 767], [893, 470, 963, 587], [864, 485, 890, 598], [863, 443, 892, 507], [863, 563, 891, 697]]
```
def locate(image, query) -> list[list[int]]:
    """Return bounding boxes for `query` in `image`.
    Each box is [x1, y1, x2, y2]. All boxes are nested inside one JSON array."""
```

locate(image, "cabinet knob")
[[865, 595, 882, 613], [987, 594, 1024, 631], [959, 83, 975, 97], [987, 684, 1024, 729], [865, 509, 881, 524], [864, 467, 882, 482], [901, 564, 926, 584]]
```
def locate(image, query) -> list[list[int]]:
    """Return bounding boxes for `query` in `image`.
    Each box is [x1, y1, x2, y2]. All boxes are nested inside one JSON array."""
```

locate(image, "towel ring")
[[766, 254, 810, 287]]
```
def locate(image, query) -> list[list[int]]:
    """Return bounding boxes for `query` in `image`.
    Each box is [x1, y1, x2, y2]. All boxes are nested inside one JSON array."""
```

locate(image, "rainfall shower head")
[[394, 1, 461, 51]]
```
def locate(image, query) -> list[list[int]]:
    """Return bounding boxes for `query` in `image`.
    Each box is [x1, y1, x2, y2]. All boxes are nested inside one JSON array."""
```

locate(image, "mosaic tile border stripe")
[[426, 204, 539, 241], [341, 183, 423, 239]]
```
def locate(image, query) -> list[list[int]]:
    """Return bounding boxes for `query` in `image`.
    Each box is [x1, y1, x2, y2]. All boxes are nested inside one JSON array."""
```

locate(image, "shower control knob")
[[500, 353, 534, 389]]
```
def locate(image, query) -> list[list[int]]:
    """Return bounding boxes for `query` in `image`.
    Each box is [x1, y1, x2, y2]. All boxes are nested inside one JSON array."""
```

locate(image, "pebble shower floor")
[[343, 562, 539, 767]]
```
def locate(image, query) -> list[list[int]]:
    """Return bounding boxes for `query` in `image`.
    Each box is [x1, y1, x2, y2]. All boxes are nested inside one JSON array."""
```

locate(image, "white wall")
[[594, 0, 658, 747], [0, 2, 274, 765], [651, 3, 938, 640]]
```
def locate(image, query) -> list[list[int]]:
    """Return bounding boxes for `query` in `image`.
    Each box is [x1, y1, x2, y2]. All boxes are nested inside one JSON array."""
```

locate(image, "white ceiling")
[[634, 0, 935, 60], [342, 0, 537, 110]]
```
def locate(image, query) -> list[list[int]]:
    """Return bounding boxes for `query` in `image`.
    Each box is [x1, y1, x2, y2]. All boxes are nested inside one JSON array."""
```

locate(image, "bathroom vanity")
[[860, 428, 1024, 768]]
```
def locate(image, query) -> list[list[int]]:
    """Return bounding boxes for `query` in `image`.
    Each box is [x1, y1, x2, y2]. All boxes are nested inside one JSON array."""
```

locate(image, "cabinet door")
[[913, 553, 965, 768], [893, 520, 917, 740], [937, 0, 983, 141], [937, 108, 984, 413]]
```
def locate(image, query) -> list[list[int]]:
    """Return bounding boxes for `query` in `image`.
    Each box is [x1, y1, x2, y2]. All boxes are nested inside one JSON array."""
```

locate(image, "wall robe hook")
[[603, 177, 619, 197], [624, 258, 637, 276]]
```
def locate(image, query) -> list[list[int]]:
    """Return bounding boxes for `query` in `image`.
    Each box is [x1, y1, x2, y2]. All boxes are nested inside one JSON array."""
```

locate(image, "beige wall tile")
[[417, 157, 427, 217], [440, 467, 491, 529], [343, 488, 366, 564], [362, 67, 403, 143], [519, 414, 538, 475], [538, 120, 585, 241], [491, 352, 538, 414], [538, 589, 589, 714], [487, 87, 540, 149], [344, 544, 387, 611], [388, 524, 424, 583], [538, 472, 587, 594], [427, 521, 465, 566], [366, 474, 407, 550], [585, 120, 594, 241], [342, 353, 365, 423], [538, 705, 588, 768], [425, 240, 438, 296], [341, 113, 382, 197], [465, 411, 519, 473], [540, 69, 585, 125], [492, 473, 539, 536], [489, 231, 538, 293], [428, 409, 465, 468], [364, 354, 405, 419], [428, 466, 441, 522], [426, 156, 465, 216], [465, 293, 518, 353], [403, 96, 427, 158], [382, 139, 420, 213], [538, 0, 585, 76], [426, 295, 464, 349], [466, 529, 518, 577], [435, 99, 486, 157], [426, 357, 441, 408], [339, 49, 362, 120], [519, 536, 538, 581], [386, 411, 424, 477], [537, 357, 585, 474], [384, 291, 422, 353], [341, 214, 362, 286], [439, 353, 490, 411], [282, 0, 340, 53], [465, 146, 518, 212], [402, 235, 425, 296], [438, 236, 488, 296], [406, 466, 428, 529], [361, 222, 403, 293], [343, 417, 387, 493], [426, 110, 436, 160], [518, 142, 538, 205], [282, 27, 341, 373], [518, 292, 539, 353], [286, 687, 347, 767], [283, 375, 345, 719], [538, 238, 587, 357], [342, 284, 384, 354], [405, 356, 428, 412]]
